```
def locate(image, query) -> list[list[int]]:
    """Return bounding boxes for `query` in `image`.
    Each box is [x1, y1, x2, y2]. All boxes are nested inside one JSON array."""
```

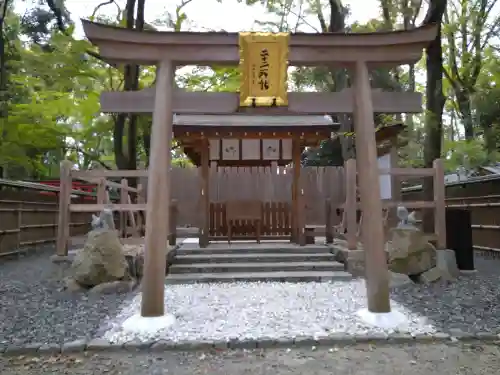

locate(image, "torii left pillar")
[[351, 60, 390, 313], [141, 59, 174, 317]]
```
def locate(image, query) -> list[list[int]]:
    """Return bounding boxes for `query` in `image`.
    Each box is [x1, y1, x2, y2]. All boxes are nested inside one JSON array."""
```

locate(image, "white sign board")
[[378, 153, 392, 200]]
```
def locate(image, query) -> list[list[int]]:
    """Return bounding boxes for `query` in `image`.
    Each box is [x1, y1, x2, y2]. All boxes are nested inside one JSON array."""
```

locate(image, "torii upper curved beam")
[[81, 19, 438, 67]]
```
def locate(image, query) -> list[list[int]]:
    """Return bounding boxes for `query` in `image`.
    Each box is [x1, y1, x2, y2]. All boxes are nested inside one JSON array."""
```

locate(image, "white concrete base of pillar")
[[357, 308, 407, 329], [122, 313, 176, 335]]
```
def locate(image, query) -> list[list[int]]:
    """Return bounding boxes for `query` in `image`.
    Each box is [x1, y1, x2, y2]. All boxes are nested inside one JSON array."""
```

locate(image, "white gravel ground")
[[100, 280, 436, 343]]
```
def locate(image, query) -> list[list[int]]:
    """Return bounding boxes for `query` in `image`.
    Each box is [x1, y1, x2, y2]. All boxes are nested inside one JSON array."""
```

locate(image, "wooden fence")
[[137, 165, 346, 226], [403, 175, 500, 253], [57, 160, 445, 249], [0, 158, 448, 257], [57, 164, 346, 253], [0, 182, 94, 257]]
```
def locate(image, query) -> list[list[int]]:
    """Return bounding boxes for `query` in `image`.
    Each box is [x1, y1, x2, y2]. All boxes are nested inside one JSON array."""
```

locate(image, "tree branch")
[[91, 0, 117, 19], [314, 0, 328, 32], [44, 0, 112, 66], [66, 146, 112, 169]]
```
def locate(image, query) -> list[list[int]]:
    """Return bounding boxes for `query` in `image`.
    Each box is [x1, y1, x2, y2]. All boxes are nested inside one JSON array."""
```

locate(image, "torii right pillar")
[[351, 60, 391, 313]]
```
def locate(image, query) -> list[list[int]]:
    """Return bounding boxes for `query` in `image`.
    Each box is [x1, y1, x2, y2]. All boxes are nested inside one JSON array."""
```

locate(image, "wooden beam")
[[70, 203, 147, 212], [173, 128, 333, 140], [72, 170, 149, 178], [100, 90, 422, 114]]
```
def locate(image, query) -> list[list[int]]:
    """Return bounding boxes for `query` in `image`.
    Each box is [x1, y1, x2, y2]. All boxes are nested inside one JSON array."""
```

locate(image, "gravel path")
[[1, 247, 500, 348], [2, 342, 500, 375], [0, 246, 134, 346], [101, 256, 500, 344], [102, 280, 435, 343]]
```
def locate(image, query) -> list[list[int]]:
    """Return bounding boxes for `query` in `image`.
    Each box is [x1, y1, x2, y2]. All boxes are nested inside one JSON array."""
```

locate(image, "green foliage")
[[443, 138, 498, 171], [172, 157, 195, 168], [177, 66, 240, 92], [3, 0, 500, 179]]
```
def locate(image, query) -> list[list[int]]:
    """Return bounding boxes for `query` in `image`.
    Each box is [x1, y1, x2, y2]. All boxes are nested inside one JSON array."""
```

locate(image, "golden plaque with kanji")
[[238, 32, 289, 107]]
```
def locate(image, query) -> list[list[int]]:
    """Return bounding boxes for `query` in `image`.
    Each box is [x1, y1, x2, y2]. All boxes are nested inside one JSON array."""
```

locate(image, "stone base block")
[[436, 249, 459, 279], [346, 250, 365, 277]]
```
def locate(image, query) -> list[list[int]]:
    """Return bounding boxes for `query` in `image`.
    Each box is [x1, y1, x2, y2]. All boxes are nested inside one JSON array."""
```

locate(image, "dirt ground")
[[1, 342, 499, 375]]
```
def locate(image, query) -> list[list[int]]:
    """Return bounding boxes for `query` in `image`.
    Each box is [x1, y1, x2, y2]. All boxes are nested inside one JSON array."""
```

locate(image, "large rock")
[[70, 230, 130, 288], [386, 228, 436, 276]]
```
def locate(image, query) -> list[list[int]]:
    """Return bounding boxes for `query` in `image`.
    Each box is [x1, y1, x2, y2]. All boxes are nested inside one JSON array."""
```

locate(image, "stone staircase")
[[165, 244, 352, 284]]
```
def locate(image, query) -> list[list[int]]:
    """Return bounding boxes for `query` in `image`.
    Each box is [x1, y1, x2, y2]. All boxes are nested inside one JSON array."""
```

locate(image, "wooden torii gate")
[[81, 19, 438, 318]]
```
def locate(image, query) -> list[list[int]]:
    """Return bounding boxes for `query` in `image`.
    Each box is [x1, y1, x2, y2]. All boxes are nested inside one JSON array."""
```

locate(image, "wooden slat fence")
[[0, 188, 93, 257], [403, 177, 500, 254], [144, 165, 345, 229]]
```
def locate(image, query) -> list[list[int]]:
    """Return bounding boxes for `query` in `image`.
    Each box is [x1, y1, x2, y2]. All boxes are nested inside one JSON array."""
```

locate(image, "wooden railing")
[[56, 163, 178, 257], [337, 158, 446, 250]]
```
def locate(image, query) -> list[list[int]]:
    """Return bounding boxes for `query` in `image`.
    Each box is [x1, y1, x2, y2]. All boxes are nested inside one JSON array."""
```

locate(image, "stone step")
[[173, 253, 336, 264], [175, 245, 332, 255], [169, 261, 345, 274], [165, 270, 353, 284]]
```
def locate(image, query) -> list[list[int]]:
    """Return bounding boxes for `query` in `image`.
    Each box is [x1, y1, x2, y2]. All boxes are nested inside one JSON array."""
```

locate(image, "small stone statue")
[[91, 209, 116, 231], [407, 211, 418, 226], [396, 205, 417, 230]]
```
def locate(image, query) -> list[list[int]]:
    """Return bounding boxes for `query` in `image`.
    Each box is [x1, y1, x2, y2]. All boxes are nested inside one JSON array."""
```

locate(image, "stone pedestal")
[[436, 249, 459, 280]]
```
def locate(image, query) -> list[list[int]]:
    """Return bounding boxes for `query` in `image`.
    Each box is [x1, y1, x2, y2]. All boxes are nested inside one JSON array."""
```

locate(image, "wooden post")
[[169, 200, 177, 246], [199, 139, 210, 247], [137, 184, 145, 236], [345, 159, 357, 250], [120, 178, 127, 237], [291, 138, 302, 244], [325, 198, 333, 244], [97, 178, 106, 205], [389, 143, 401, 229], [352, 60, 390, 313], [127, 194, 139, 237], [141, 59, 174, 318], [56, 160, 72, 257], [433, 159, 446, 249], [299, 187, 306, 246], [17, 202, 22, 249]]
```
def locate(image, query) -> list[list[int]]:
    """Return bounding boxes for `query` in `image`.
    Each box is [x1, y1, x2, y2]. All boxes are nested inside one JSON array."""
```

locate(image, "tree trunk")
[[456, 90, 474, 139], [327, 0, 353, 161], [113, 0, 146, 172], [422, 0, 447, 233], [0, 0, 11, 178]]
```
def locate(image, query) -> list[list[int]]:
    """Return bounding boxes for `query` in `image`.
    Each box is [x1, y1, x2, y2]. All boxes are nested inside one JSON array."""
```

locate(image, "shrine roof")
[[172, 114, 336, 127], [179, 122, 404, 167]]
